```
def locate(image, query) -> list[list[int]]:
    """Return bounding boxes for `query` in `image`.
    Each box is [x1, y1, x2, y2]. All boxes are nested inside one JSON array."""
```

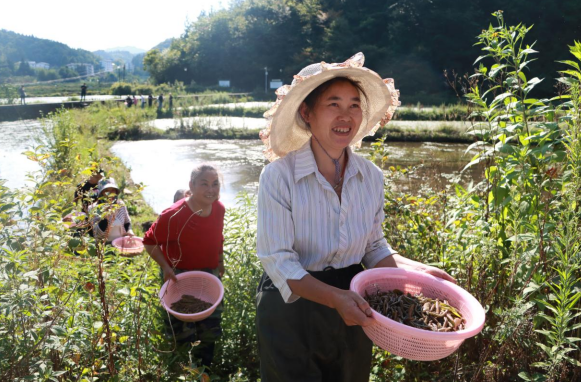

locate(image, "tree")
[[16, 60, 34, 76]]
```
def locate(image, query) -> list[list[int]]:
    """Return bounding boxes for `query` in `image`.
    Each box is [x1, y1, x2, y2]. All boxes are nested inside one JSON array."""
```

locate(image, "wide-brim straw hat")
[[260, 52, 400, 161]]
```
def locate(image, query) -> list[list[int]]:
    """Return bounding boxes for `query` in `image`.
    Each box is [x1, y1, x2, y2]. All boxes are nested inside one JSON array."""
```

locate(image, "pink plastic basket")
[[112, 236, 144, 256], [158, 271, 224, 322], [350, 268, 485, 361]]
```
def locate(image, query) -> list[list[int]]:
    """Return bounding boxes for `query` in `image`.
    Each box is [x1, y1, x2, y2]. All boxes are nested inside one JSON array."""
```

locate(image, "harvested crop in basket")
[[170, 294, 212, 314], [364, 288, 465, 332]]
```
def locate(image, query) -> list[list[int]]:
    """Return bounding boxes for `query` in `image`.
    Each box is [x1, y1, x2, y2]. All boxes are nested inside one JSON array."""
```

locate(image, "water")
[[0, 117, 480, 213], [111, 140, 266, 213], [149, 116, 467, 132], [150, 116, 265, 131], [1, 95, 123, 104], [111, 139, 480, 213], [0, 120, 43, 188]]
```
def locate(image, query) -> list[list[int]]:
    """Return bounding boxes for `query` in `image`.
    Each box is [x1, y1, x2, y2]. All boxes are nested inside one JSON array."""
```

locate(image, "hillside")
[[0, 29, 100, 67], [93, 50, 135, 65], [105, 46, 145, 55]]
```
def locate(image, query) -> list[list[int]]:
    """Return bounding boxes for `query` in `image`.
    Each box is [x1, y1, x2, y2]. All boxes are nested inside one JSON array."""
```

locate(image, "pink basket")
[[112, 236, 144, 256], [158, 271, 224, 322], [350, 268, 485, 361]]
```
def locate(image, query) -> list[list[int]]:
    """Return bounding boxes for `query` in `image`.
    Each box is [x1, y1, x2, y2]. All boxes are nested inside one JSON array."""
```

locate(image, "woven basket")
[[350, 268, 485, 361], [159, 271, 224, 322]]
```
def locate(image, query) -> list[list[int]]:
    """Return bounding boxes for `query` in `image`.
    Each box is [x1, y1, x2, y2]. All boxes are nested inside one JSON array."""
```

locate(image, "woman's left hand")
[[422, 265, 456, 284], [124, 231, 135, 237], [218, 262, 225, 278]]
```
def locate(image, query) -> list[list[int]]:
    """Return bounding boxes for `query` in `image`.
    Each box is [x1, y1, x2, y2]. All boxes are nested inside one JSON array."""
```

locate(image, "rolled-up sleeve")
[[362, 171, 395, 269], [257, 164, 308, 303]]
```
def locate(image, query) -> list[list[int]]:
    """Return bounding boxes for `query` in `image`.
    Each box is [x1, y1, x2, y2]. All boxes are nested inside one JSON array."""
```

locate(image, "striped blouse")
[[257, 141, 395, 303]]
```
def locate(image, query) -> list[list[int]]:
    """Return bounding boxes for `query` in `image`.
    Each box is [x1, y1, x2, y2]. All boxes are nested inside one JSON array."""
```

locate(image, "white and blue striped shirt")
[[257, 141, 395, 303]]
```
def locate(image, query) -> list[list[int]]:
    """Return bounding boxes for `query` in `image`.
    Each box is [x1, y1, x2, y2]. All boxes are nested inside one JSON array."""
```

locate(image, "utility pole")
[[264, 67, 268, 93]]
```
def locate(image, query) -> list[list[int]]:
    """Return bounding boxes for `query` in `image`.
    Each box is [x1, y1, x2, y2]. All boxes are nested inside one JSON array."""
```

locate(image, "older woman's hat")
[[260, 52, 399, 161], [97, 178, 119, 196]]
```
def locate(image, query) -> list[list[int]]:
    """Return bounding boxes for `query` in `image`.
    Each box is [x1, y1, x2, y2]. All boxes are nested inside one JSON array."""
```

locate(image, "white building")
[[101, 60, 114, 72], [66, 63, 95, 76], [22, 61, 50, 69]]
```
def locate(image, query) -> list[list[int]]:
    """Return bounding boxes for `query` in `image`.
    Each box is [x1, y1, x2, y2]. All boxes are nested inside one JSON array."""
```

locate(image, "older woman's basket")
[[112, 236, 144, 256], [159, 271, 224, 322], [350, 268, 485, 361]]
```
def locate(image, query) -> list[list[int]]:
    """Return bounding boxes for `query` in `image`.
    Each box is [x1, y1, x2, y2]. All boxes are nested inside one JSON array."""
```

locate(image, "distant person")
[[126, 95, 133, 108], [80, 83, 87, 102], [148, 94, 154, 108], [157, 93, 164, 111], [133, 95, 138, 106], [169, 93, 173, 110], [140, 94, 145, 109], [19, 86, 26, 105], [173, 188, 192, 203]]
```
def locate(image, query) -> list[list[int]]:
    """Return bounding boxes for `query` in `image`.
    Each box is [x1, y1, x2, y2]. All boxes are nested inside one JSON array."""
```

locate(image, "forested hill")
[[0, 29, 100, 67], [143, 0, 581, 102]]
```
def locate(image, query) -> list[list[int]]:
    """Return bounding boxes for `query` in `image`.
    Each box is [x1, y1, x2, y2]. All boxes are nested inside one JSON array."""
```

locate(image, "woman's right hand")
[[162, 265, 178, 283], [330, 290, 374, 327]]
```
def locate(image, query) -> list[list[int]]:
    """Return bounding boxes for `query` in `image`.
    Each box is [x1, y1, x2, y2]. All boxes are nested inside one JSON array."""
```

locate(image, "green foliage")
[[0, 29, 100, 68], [110, 82, 133, 96], [141, 0, 581, 102], [368, 13, 581, 381], [0, 84, 18, 105], [216, 193, 261, 380]]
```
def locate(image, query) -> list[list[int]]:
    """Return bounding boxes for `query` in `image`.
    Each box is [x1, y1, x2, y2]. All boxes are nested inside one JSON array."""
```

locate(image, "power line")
[[16, 70, 113, 86]]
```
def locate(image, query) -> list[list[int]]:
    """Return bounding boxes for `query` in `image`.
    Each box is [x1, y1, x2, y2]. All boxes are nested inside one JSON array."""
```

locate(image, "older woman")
[[143, 163, 225, 369], [256, 53, 454, 381], [90, 178, 134, 243]]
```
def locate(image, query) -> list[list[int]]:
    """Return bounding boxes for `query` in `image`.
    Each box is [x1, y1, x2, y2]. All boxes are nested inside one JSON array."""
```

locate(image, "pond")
[[0, 119, 481, 213], [111, 139, 480, 213], [0, 119, 43, 188]]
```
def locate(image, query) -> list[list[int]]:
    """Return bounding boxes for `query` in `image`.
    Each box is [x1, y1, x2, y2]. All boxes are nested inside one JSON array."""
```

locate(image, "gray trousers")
[[256, 264, 372, 382]]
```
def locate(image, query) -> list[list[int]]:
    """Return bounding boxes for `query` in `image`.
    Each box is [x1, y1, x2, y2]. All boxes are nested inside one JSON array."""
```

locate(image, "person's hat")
[[260, 52, 400, 161], [97, 178, 119, 196]]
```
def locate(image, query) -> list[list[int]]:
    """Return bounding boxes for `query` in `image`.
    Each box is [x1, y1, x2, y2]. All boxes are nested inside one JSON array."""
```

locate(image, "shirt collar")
[[293, 140, 365, 184]]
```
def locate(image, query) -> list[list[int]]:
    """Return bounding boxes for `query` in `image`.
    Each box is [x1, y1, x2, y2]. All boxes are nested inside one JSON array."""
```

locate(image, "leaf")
[[519, 58, 537, 70], [492, 92, 513, 105], [520, 48, 539, 55], [490, 64, 508, 78], [117, 288, 130, 296], [473, 55, 489, 65], [557, 77, 579, 87], [557, 59, 581, 71], [524, 77, 544, 93]]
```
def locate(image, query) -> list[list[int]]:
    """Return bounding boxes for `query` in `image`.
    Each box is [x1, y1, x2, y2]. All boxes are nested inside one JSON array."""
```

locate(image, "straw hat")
[[97, 178, 119, 196], [260, 52, 400, 161]]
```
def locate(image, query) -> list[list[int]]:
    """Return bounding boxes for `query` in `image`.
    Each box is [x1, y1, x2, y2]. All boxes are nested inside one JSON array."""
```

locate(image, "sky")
[[1, 0, 228, 52]]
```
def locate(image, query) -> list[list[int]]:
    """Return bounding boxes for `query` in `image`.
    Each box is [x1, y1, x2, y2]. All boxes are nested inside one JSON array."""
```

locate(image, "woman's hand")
[[162, 265, 178, 283], [218, 261, 225, 278], [423, 265, 456, 284], [330, 290, 374, 327], [124, 231, 135, 237], [375, 254, 457, 284]]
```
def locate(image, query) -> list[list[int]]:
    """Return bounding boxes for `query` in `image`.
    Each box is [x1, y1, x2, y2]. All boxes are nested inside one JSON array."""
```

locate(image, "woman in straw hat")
[[256, 53, 455, 381]]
